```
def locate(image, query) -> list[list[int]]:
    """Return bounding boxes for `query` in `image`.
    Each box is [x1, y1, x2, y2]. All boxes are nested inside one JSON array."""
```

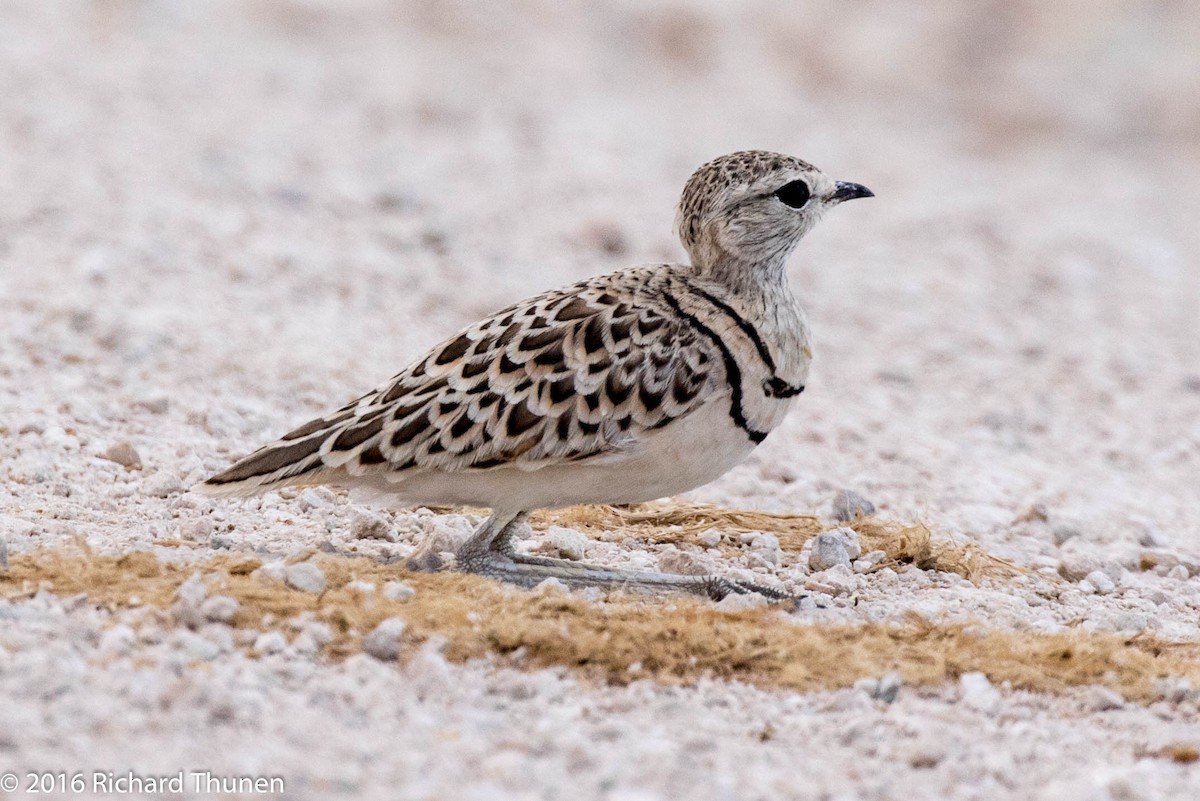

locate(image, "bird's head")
[[675, 150, 873, 274]]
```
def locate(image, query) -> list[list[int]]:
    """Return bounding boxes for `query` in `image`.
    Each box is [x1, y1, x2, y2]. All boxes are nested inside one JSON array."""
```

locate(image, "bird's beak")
[[829, 181, 874, 204]]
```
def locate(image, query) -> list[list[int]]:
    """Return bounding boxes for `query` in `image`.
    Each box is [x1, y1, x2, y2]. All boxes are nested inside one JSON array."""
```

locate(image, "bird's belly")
[[347, 398, 761, 513]]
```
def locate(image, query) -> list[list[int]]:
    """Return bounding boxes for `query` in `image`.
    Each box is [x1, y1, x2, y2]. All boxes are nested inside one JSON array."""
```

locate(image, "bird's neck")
[[694, 251, 793, 302]]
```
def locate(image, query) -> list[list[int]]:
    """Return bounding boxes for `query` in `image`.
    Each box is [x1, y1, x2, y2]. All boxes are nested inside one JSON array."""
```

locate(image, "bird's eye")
[[774, 180, 811, 209]]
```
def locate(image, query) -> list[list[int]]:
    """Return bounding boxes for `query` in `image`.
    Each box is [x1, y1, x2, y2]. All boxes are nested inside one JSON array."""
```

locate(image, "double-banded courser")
[[198, 151, 873, 599]]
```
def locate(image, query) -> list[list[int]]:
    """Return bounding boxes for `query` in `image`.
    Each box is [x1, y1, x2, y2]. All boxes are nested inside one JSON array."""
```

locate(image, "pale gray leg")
[[449, 510, 793, 602]]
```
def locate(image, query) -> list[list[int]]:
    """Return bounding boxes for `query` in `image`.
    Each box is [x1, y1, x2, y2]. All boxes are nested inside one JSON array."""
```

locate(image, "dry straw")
[[3, 524, 1196, 704]]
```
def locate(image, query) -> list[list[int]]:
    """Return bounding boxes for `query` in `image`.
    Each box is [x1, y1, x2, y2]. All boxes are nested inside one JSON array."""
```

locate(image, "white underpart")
[[343, 395, 763, 513]]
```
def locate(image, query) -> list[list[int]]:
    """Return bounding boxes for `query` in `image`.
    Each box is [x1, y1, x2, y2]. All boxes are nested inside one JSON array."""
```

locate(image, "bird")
[[197, 150, 873, 600]]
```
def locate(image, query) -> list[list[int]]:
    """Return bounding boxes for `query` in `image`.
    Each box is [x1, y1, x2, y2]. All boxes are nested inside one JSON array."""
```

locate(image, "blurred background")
[[2, 0, 1198, 543]]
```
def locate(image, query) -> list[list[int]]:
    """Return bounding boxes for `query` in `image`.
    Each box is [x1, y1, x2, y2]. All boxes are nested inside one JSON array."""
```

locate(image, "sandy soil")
[[2, 2, 1200, 799]]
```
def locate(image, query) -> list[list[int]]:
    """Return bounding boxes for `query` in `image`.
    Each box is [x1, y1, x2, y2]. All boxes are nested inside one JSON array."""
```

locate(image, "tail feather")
[[196, 422, 338, 498], [197, 400, 399, 498]]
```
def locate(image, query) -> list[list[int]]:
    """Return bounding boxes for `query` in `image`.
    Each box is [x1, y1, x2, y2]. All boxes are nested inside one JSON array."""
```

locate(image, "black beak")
[[830, 181, 874, 204]]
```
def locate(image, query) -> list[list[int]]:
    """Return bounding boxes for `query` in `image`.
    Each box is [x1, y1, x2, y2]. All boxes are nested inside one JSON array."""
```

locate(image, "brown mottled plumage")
[[198, 151, 873, 600]]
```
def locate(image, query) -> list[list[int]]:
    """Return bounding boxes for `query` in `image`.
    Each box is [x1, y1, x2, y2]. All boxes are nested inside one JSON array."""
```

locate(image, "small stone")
[[959, 672, 1002, 716], [810, 529, 860, 571], [1058, 552, 1101, 582], [1168, 564, 1190, 581], [141, 471, 184, 497], [135, 395, 171, 415], [874, 672, 903, 703], [1113, 612, 1151, 633], [804, 564, 860, 596], [1013, 503, 1049, 524], [98, 625, 136, 656], [175, 572, 208, 607], [0, 516, 35, 540], [535, 527, 589, 562], [853, 549, 887, 573], [1087, 686, 1126, 711], [200, 595, 239, 624], [210, 534, 234, 550], [350, 510, 397, 542], [253, 630, 287, 655], [657, 548, 713, 576], [407, 638, 453, 697], [298, 487, 335, 511], [346, 580, 376, 594], [173, 573, 208, 628], [178, 630, 221, 661], [1137, 528, 1168, 548], [1052, 526, 1081, 545], [178, 517, 214, 543], [532, 577, 570, 595], [383, 580, 416, 601], [285, 562, 326, 594], [832, 490, 876, 522], [696, 529, 722, 548], [1154, 677, 1194, 703], [100, 440, 142, 469], [1084, 569, 1116, 595], [362, 617, 407, 661], [1145, 589, 1169, 605], [254, 561, 286, 584], [744, 532, 781, 565]]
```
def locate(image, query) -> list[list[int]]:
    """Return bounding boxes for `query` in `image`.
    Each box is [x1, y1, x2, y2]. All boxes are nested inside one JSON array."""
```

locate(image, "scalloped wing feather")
[[197, 270, 721, 497]]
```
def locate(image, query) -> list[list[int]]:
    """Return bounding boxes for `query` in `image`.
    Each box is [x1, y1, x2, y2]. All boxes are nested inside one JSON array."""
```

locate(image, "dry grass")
[[534, 502, 1016, 582], [3, 546, 1197, 703]]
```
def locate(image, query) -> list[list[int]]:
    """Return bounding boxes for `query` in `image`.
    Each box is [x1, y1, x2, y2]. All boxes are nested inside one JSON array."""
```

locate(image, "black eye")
[[774, 180, 811, 209]]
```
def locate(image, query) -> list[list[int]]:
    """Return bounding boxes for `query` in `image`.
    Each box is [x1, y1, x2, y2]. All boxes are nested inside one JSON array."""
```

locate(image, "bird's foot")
[[456, 548, 794, 602]]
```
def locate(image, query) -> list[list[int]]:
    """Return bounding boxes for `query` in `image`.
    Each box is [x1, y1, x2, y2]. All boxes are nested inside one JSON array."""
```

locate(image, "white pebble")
[[175, 573, 208, 607], [532, 577, 570, 595], [98, 625, 137, 656], [537, 527, 589, 561], [959, 672, 1002, 716], [874, 672, 903, 703], [285, 562, 326, 594], [1084, 569, 1116, 595], [177, 630, 221, 661], [832, 489, 875, 522], [346, 580, 377, 594], [1167, 564, 1190, 581], [254, 561, 287, 585], [141, 471, 184, 497], [853, 549, 887, 573], [362, 617, 407, 661], [804, 564, 860, 596], [200, 595, 240, 624], [1087, 686, 1125, 711], [810, 529, 860, 571], [1058, 552, 1101, 582], [350, 510, 397, 542], [0, 516, 35, 540], [657, 548, 713, 576], [178, 517, 214, 543], [383, 580, 416, 601], [299, 487, 335, 510], [696, 529, 722, 548], [253, 631, 287, 655]]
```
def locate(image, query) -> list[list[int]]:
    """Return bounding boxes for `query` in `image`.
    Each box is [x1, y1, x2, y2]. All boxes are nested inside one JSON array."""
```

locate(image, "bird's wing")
[[197, 273, 722, 496]]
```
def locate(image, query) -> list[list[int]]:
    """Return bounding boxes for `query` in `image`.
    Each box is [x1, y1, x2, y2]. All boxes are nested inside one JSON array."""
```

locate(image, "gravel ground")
[[2, 2, 1199, 799]]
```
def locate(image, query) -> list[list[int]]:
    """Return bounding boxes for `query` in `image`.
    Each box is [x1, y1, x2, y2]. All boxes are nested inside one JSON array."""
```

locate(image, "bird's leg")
[[450, 510, 793, 602]]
